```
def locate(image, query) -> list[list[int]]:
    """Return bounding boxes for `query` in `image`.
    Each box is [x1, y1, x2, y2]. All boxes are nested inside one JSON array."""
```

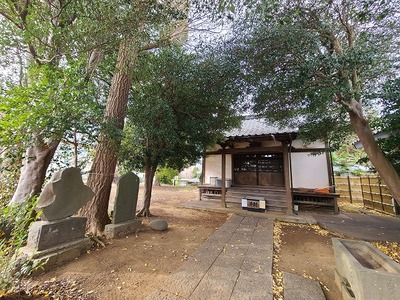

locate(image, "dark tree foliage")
[[378, 78, 400, 174], [222, 0, 400, 203], [120, 45, 242, 216]]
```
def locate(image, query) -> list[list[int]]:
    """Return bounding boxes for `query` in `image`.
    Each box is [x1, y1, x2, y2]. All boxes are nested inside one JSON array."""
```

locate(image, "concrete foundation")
[[104, 219, 142, 239], [20, 216, 92, 273]]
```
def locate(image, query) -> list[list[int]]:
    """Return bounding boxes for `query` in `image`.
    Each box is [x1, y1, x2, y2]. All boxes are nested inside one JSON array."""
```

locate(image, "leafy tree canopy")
[[226, 0, 399, 148], [373, 78, 400, 174], [120, 45, 243, 172]]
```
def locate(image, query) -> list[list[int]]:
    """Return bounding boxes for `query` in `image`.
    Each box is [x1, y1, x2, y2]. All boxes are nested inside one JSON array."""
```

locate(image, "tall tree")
[[228, 0, 400, 204], [78, 1, 189, 234], [0, 1, 102, 205], [119, 46, 242, 217]]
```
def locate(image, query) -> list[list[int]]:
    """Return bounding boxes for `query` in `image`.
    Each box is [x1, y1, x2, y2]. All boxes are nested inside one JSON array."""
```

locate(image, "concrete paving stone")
[[147, 215, 277, 300], [163, 269, 207, 299], [230, 273, 273, 300], [239, 216, 259, 226], [189, 249, 221, 266], [189, 266, 240, 300], [247, 242, 273, 254], [146, 290, 187, 300], [240, 255, 272, 275], [283, 272, 325, 300]]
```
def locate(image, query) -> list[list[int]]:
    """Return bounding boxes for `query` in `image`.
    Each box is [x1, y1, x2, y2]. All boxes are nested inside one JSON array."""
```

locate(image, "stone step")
[[283, 272, 326, 300]]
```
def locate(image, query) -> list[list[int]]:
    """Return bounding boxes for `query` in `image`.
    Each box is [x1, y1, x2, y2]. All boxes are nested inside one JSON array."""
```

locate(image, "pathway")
[[146, 214, 274, 300]]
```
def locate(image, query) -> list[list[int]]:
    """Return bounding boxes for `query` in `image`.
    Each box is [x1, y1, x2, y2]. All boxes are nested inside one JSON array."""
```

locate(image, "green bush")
[[156, 167, 179, 185], [0, 198, 42, 293]]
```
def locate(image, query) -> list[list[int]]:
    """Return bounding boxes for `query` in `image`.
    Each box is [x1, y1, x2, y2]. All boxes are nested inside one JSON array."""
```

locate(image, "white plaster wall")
[[291, 140, 325, 149], [262, 140, 281, 147], [291, 152, 330, 188], [204, 154, 232, 184], [233, 142, 249, 148]]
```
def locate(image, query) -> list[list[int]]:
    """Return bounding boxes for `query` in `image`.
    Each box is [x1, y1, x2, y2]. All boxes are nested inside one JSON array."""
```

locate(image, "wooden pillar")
[[201, 153, 206, 185], [221, 145, 227, 208], [325, 141, 334, 192], [283, 142, 293, 215]]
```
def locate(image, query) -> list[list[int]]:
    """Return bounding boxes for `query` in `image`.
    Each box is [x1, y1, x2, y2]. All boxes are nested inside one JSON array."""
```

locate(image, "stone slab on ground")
[[179, 200, 317, 225], [27, 217, 87, 251], [283, 272, 325, 300], [147, 214, 274, 300], [104, 219, 142, 239]]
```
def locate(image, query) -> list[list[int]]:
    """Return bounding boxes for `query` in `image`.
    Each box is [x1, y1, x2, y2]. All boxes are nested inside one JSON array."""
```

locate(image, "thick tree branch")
[[0, 9, 24, 29]]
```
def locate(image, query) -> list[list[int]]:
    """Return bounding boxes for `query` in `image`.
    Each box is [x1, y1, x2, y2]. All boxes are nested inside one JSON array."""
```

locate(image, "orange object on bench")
[[314, 188, 329, 194]]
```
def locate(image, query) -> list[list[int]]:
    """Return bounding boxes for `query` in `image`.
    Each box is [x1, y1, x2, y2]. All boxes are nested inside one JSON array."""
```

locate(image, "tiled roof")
[[226, 117, 297, 138]]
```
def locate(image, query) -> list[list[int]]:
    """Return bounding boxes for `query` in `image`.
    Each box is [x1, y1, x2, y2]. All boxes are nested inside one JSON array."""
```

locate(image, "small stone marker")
[[104, 172, 142, 239], [112, 172, 140, 224], [36, 167, 94, 221], [149, 219, 168, 231]]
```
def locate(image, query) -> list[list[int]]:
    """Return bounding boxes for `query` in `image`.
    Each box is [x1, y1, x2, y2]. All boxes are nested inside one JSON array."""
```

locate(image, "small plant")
[[0, 197, 42, 294]]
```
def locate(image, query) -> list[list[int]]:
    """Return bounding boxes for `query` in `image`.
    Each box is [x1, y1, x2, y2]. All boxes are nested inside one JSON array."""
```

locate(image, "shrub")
[[0, 198, 42, 293], [156, 167, 179, 185]]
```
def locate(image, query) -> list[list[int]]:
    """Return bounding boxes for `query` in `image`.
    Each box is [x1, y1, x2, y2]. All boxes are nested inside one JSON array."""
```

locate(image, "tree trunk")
[[137, 159, 157, 217], [349, 109, 400, 206], [78, 41, 137, 235], [9, 140, 60, 205]]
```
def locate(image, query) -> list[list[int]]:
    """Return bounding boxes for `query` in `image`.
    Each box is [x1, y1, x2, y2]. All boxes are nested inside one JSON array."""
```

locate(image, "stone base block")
[[104, 219, 142, 239], [28, 217, 87, 250], [333, 238, 400, 300], [335, 268, 355, 300], [20, 238, 92, 275]]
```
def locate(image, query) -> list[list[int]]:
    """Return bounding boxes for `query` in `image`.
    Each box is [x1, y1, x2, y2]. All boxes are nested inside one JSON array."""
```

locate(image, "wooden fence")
[[334, 175, 399, 216]]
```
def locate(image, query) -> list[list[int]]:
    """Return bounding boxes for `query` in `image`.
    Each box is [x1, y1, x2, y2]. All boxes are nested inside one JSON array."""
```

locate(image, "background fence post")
[[378, 177, 385, 211], [347, 175, 353, 204], [368, 176, 374, 209], [360, 176, 365, 207]]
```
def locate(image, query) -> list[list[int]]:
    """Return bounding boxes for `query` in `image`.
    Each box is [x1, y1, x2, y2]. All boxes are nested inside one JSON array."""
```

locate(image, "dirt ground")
[[8, 185, 346, 299], [277, 222, 343, 300]]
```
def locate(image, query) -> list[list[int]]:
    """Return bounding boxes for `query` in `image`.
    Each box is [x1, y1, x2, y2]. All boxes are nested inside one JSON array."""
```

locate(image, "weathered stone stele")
[[36, 167, 94, 221], [20, 168, 94, 273], [104, 172, 142, 239], [112, 172, 140, 224]]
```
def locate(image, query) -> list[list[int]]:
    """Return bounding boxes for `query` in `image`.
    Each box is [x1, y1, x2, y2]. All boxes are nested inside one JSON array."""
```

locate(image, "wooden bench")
[[293, 191, 340, 213], [198, 185, 222, 201]]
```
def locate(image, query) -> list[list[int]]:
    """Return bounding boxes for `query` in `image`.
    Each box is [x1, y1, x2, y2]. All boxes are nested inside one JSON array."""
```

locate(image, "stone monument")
[[20, 167, 94, 271], [104, 172, 142, 238]]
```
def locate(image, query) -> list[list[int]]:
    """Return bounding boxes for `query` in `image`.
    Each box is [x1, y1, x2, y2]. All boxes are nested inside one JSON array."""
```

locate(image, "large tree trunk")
[[9, 140, 60, 205], [137, 159, 157, 217], [78, 41, 137, 235], [349, 109, 400, 206]]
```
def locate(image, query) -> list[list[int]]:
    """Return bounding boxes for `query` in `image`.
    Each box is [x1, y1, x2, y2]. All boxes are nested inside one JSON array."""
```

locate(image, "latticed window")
[[234, 154, 283, 173]]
